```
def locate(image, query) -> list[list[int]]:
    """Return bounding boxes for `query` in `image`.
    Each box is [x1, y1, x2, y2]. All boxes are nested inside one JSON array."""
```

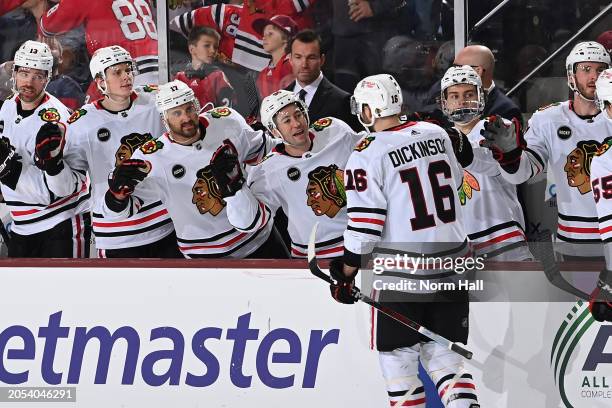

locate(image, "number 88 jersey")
[[343, 121, 468, 259], [40, 0, 158, 60]]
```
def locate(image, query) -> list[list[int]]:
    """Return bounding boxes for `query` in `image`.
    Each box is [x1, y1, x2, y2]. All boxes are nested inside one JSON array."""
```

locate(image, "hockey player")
[[330, 74, 479, 408], [0, 40, 90, 257], [220, 90, 363, 258], [440, 65, 531, 260], [481, 41, 612, 258], [586, 68, 612, 322], [101, 80, 274, 258], [39, 0, 159, 96], [40, 45, 180, 258]]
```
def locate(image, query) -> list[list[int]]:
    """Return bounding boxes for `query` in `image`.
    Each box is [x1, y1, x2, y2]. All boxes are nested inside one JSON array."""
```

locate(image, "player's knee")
[[420, 342, 479, 408], [379, 345, 426, 407]]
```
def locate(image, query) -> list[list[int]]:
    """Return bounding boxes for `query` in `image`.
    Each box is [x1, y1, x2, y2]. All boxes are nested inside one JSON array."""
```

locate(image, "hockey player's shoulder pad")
[[354, 135, 376, 152], [208, 106, 232, 119], [311, 117, 333, 132], [67, 108, 88, 124], [537, 102, 561, 112], [140, 139, 164, 155]]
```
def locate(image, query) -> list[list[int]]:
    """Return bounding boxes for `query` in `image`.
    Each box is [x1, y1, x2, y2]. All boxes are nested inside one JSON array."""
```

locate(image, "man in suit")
[[453, 45, 523, 128], [286, 29, 362, 131]]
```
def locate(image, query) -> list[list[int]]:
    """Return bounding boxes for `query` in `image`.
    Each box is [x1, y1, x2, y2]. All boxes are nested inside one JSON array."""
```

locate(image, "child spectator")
[[175, 26, 236, 109], [252, 14, 297, 100]]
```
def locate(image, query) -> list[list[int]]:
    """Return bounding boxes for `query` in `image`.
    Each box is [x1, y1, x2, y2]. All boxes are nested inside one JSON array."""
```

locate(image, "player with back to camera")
[[328, 74, 480, 408]]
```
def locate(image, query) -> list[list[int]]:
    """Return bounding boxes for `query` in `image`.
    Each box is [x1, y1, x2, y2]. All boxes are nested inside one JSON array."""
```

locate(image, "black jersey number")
[[346, 169, 367, 192], [399, 160, 456, 231], [592, 175, 612, 203]]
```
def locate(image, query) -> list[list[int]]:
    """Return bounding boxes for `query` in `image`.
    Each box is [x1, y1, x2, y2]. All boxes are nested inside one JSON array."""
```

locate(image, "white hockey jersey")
[[344, 121, 470, 276], [102, 107, 273, 258], [500, 101, 612, 256], [0, 93, 90, 235], [461, 120, 530, 260], [45, 89, 174, 250], [226, 117, 364, 258], [588, 112, 612, 268]]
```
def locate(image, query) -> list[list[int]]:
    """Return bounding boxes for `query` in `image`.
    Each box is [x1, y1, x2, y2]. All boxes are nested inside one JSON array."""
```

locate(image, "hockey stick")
[[529, 231, 590, 300], [307, 223, 474, 360]]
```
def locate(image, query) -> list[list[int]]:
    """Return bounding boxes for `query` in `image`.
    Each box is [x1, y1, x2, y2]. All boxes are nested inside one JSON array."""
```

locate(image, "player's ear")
[[95, 76, 106, 91]]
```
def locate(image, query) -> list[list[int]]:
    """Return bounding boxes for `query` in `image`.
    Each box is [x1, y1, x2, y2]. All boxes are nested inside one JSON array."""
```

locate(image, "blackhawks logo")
[[306, 165, 346, 218], [67, 109, 87, 124], [457, 170, 480, 205], [140, 139, 163, 154], [354, 136, 375, 152], [39, 108, 60, 123], [311, 117, 332, 131], [210, 107, 231, 118]]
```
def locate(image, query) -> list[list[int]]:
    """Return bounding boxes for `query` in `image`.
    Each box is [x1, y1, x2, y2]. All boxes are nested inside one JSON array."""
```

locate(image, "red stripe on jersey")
[[291, 245, 343, 257], [11, 181, 87, 216], [439, 382, 476, 397], [473, 230, 524, 250], [350, 217, 385, 226], [259, 202, 267, 228], [390, 397, 426, 406], [557, 224, 600, 234], [11, 208, 40, 216], [93, 209, 168, 228], [600, 225, 612, 234], [179, 232, 247, 251]]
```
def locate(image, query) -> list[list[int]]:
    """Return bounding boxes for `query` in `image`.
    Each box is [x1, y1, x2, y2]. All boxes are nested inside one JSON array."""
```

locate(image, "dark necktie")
[[298, 89, 307, 103]]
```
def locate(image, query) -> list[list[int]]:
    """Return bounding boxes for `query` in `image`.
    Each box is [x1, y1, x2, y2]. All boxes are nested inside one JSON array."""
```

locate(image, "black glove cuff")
[[329, 259, 358, 283], [499, 148, 523, 173], [0, 159, 21, 190], [45, 160, 64, 176], [105, 190, 129, 213], [456, 136, 474, 168]]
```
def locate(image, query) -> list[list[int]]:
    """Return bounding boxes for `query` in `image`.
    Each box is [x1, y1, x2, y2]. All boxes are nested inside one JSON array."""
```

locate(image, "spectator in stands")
[[175, 26, 236, 109], [253, 14, 297, 100], [598, 30, 612, 53], [286, 29, 361, 131], [454, 44, 523, 126], [330, 0, 405, 93], [45, 36, 85, 110]]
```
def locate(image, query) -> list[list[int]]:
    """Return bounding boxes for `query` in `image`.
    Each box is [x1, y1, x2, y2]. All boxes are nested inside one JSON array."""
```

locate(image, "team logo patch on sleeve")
[[140, 139, 164, 154], [210, 107, 231, 118], [38, 108, 61, 123], [306, 164, 346, 218], [354, 136, 375, 151], [67, 109, 87, 124], [458, 170, 480, 205], [142, 85, 158, 93], [311, 117, 332, 131]]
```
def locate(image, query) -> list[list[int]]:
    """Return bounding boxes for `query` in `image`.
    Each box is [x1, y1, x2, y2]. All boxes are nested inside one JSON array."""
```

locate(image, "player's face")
[[290, 40, 325, 85], [574, 62, 607, 100], [445, 83, 478, 112], [190, 35, 218, 65], [262, 25, 286, 53], [166, 102, 199, 141], [115, 145, 133, 167], [564, 148, 589, 189], [14, 67, 48, 103], [274, 104, 309, 150], [103, 63, 134, 99]]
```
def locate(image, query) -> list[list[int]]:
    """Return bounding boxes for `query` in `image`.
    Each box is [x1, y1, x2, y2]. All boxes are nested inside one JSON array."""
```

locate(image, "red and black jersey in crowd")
[[175, 64, 236, 109]]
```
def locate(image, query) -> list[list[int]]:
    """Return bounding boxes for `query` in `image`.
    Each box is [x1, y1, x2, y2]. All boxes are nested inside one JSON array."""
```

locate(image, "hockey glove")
[[329, 259, 359, 305], [589, 268, 612, 322], [34, 122, 65, 176], [0, 136, 22, 189], [107, 159, 150, 203], [210, 141, 244, 198], [445, 127, 473, 168], [479, 115, 525, 170]]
